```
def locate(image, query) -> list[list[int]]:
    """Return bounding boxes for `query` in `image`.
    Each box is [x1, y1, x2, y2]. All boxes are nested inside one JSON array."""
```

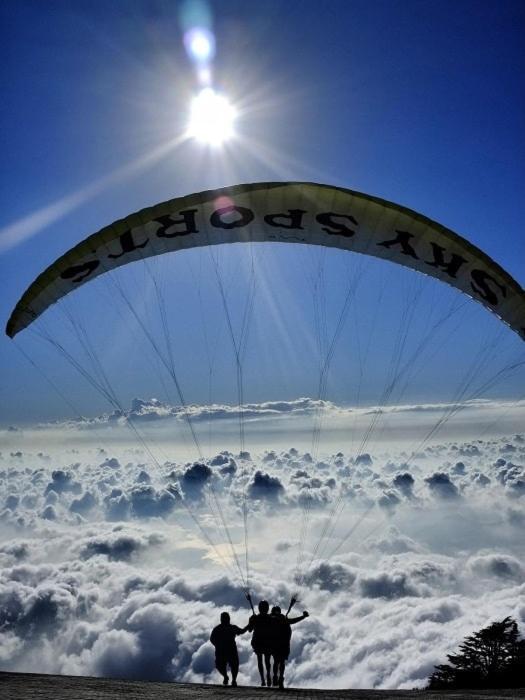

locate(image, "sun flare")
[[187, 88, 236, 146]]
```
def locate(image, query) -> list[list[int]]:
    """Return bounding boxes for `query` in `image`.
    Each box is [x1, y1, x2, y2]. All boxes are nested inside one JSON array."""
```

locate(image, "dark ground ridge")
[[1, 672, 524, 700]]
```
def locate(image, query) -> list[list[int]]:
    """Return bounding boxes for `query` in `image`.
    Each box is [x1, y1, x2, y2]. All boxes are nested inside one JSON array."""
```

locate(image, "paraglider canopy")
[[6, 182, 525, 341]]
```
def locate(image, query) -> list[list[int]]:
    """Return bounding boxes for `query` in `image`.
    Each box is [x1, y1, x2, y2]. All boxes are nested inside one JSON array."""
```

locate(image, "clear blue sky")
[[1, 0, 524, 425]]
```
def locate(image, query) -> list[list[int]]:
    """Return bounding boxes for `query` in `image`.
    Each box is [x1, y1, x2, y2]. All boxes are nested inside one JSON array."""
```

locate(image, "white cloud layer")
[[0, 426, 524, 689], [3, 395, 524, 462], [20, 395, 525, 431]]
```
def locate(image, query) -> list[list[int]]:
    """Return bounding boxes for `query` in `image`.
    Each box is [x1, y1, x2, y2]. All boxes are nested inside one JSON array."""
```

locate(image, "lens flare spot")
[[184, 27, 215, 63], [214, 196, 235, 209], [188, 88, 236, 146], [197, 66, 212, 86]]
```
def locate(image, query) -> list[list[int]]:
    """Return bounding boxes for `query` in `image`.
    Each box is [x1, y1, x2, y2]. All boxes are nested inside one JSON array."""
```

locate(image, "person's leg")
[[256, 652, 265, 685], [272, 654, 279, 686], [264, 652, 272, 687], [278, 659, 286, 689], [216, 657, 228, 685], [230, 654, 239, 687]]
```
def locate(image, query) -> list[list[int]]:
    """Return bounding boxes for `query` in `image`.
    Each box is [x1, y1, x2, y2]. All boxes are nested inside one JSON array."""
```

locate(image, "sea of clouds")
[[1, 398, 524, 689]]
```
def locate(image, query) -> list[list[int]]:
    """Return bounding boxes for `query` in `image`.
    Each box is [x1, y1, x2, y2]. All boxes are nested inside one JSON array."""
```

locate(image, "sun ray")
[[0, 134, 187, 255]]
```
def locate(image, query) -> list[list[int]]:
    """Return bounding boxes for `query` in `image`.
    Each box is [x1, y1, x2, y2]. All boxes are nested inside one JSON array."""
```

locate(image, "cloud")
[[377, 491, 401, 514], [424, 472, 460, 500], [24, 397, 525, 441], [104, 490, 130, 521], [79, 532, 165, 562], [413, 600, 462, 624], [0, 542, 29, 564], [111, 602, 182, 681], [181, 463, 213, 499], [70, 492, 97, 515], [458, 444, 481, 457], [209, 453, 230, 466], [129, 486, 180, 518], [507, 478, 525, 498], [467, 554, 524, 582], [301, 561, 356, 592], [451, 461, 466, 475], [355, 454, 373, 466], [248, 471, 284, 501], [275, 540, 293, 552], [0, 578, 77, 640], [358, 571, 420, 600], [88, 628, 142, 679], [366, 527, 422, 555], [45, 470, 81, 495], [100, 458, 121, 470], [392, 473, 415, 498], [5, 495, 19, 510], [68, 397, 335, 429]]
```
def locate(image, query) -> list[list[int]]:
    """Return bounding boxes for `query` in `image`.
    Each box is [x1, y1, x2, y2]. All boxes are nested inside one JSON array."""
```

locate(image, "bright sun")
[[187, 88, 236, 146]]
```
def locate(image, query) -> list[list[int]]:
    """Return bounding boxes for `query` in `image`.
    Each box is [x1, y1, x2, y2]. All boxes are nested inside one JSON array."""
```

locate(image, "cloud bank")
[[0, 429, 524, 689]]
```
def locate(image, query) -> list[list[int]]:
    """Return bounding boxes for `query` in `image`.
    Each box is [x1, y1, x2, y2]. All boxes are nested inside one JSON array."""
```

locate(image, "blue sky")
[[1, 0, 524, 426]]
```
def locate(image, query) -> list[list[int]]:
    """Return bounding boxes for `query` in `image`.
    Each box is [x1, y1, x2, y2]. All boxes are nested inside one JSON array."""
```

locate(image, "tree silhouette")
[[428, 616, 525, 689]]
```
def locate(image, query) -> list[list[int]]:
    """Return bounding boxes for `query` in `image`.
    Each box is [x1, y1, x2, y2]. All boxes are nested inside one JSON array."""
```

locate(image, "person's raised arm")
[[288, 611, 309, 625]]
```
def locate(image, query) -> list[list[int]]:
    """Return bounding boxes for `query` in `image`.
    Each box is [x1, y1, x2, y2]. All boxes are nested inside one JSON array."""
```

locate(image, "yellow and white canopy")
[[6, 182, 525, 340]]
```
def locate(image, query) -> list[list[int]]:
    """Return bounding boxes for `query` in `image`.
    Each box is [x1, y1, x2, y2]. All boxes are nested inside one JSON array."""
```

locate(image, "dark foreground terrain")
[[1, 672, 524, 700]]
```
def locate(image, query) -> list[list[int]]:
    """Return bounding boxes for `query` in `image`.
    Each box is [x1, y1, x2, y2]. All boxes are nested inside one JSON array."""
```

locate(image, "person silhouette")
[[270, 604, 309, 689], [210, 611, 248, 687], [247, 600, 274, 686]]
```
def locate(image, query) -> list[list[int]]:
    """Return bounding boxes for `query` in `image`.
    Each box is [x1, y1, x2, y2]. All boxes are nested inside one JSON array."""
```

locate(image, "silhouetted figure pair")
[[248, 599, 309, 689], [209, 612, 248, 686]]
